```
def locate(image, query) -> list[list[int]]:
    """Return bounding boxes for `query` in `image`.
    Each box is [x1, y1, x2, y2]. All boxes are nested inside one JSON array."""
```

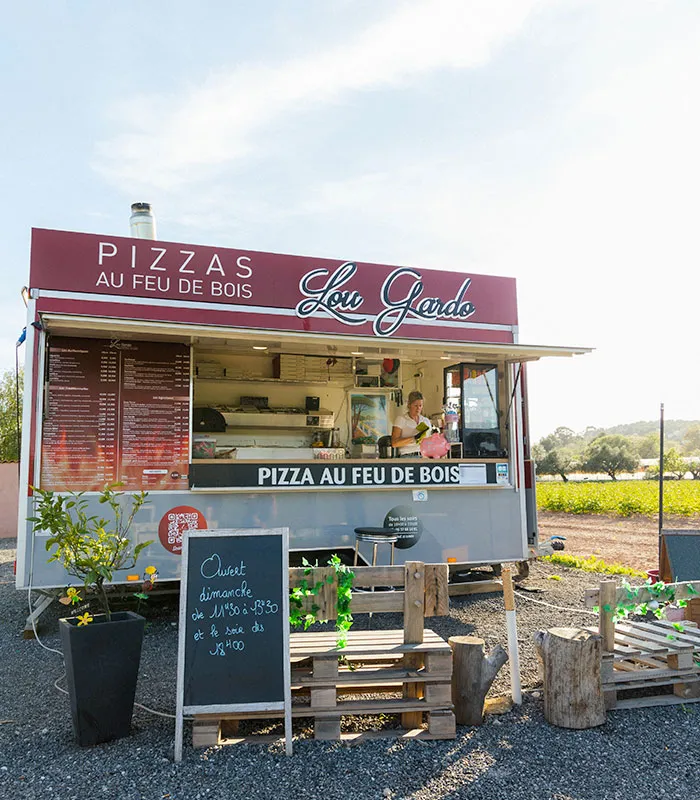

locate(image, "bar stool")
[[353, 527, 399, 567]]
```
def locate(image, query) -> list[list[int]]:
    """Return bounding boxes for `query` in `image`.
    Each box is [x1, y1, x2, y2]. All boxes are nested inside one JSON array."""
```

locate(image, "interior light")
[[252, 346, 268, 351], [351, 351, 363, 356], [440, 356, 450, 360]]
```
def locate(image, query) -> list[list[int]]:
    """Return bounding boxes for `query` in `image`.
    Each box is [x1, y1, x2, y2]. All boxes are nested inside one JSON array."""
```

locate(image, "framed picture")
[[349, 392, 389, 445]]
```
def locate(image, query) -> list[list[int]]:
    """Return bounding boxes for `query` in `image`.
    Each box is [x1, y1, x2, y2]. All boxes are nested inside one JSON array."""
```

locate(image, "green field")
[[536, 479, 700, 517]]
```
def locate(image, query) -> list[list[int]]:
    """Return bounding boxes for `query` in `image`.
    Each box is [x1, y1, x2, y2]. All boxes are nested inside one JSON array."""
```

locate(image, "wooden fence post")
[[402, 562, 425, 729], [502, 567, 522, 705], [598, 580, 616, 653]]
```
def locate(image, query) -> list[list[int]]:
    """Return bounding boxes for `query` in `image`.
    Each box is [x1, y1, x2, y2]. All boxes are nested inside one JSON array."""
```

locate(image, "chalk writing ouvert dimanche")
[[191, 556, 281, 657]]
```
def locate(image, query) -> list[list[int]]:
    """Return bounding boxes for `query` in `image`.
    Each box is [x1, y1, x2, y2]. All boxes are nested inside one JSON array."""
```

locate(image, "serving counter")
[[189, 457, 511, 491]]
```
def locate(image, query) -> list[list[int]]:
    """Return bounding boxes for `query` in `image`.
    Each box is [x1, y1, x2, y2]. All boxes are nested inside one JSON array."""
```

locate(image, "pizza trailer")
[[15, 214, 589, 593]]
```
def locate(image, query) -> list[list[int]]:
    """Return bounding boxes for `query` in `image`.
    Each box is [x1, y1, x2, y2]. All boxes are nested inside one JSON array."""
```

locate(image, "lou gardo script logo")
[[295, 262, 476, 337]]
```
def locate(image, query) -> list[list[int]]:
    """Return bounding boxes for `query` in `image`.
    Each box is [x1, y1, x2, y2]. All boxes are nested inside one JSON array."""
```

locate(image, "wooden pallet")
[[192, 561, 456, 747], [192, 627, 456, 746], [589, 619, 700, 710]]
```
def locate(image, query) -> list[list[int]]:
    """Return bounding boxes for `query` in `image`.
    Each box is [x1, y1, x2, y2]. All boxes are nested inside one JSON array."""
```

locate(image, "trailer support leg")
[[23, 591, 57, 639]]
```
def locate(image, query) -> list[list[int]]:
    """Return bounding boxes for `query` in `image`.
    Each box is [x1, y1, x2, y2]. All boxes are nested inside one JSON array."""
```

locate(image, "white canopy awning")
[[40, 313, 592, 364]]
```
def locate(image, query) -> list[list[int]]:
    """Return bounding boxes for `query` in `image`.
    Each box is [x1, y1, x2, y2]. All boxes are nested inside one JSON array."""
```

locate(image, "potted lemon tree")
[[29, 484, 152, 747]]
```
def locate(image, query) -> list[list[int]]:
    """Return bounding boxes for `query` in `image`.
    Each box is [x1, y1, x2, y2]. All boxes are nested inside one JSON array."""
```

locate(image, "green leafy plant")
[[29, 483, 151, 620], [541, 553, 646, 577], [289, 554, 354, 649], [595, 577, 699, 639], [330, 554, 354, 649]]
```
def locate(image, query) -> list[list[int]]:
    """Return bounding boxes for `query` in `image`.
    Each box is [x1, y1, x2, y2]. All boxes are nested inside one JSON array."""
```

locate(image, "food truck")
[[16, 213, 590, 593]]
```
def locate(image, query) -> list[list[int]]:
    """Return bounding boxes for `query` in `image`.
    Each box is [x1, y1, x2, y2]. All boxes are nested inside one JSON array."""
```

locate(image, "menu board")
[[174, 528, 291, 760], [118, 341, 190, 488], [40, 336, 190, 492]]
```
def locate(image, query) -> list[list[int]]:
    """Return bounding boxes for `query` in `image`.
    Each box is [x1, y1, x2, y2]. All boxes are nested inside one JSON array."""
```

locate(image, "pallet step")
[[193, 624, 455, 747], [606, 674, 699, 692], [194, 693, 451, 722], [290, 629, 451, 658], [615, 623, 693, 652], [598, 617, 700, 710], [608, 666, 698, 684], [291, 667, 451, 687], [304, 697, 452, 716], [215, 728, 457, 746], [192, 703, 456, 747], [613, 694, 700, 710]]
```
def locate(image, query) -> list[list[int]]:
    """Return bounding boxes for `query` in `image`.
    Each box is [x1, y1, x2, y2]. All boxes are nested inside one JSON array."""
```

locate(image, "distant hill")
[[604, 419, 699, 446], [535, 420, 700, 450]]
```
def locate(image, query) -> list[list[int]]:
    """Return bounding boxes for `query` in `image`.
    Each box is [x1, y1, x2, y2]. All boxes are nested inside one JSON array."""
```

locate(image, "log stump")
[[533, 627, 605, 729], [449, 636, 507, 725]]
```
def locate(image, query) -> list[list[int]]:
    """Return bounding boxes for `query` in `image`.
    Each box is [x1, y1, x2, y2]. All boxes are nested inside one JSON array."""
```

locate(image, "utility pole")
[[658, 402, 664, 563]]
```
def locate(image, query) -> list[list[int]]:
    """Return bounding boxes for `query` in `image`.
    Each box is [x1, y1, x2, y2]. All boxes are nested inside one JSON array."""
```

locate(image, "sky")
[[1, 0, 699, 442]]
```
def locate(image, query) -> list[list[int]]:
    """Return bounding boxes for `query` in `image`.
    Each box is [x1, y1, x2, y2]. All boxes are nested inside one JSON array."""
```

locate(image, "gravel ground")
[[2, 537, 698, 800]]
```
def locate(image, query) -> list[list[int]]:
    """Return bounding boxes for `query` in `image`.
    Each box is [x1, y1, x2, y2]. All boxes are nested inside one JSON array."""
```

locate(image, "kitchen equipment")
[[444, 409, 460, 443], [214, 447, 237, 459], [240, 396, 268, 409], [312, 448, 345, 460], [220, 409, 333, 428], [192, 437, 217, 459], [192, 407, 226, 433], [377, 435, 393, 459], [352, 443, 378, 458], [444, 362, 502, 456]]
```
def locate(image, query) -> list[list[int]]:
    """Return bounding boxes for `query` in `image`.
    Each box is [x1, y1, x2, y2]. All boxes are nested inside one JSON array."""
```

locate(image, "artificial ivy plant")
[[289, 554, 354, 648]]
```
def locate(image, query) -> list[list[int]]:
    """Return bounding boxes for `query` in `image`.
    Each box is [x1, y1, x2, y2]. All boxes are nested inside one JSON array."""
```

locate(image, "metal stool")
[[353, 527, 398, 566]]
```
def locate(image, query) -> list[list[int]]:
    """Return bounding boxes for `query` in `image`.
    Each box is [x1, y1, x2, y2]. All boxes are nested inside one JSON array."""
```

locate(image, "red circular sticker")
[[158, 506, 207, 555]]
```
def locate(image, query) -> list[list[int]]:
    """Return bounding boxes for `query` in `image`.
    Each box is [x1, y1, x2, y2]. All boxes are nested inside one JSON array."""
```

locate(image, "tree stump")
[[449, 636, 508, 725], [533, 627, 605, 729]]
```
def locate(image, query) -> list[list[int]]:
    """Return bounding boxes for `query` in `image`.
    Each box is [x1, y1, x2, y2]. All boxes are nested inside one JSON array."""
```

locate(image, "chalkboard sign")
[[174, 528, 291, 760], [660, 530, 700, 583]]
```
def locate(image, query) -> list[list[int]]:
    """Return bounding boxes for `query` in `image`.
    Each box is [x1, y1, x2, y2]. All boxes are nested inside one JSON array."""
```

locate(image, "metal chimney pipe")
[[129, 202, 157, 239]]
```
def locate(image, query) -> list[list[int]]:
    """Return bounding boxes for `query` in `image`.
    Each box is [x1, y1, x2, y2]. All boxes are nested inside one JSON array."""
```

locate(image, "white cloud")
[[94, 0, 547, 191], [88, 0, 700, 439]]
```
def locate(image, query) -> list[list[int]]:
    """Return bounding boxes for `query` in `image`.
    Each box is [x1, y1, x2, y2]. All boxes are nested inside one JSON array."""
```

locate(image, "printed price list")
[[40, 337, 190, 491], [41, 341, 120, 488]]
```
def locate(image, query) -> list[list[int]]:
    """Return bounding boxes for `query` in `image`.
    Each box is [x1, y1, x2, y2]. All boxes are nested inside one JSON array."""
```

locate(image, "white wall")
[[0, 462, 19, 538]]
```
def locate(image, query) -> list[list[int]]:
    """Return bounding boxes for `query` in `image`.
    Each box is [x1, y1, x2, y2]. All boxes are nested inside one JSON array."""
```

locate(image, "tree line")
[[532, 423, 700, 482], [0, 368, 22, 463]]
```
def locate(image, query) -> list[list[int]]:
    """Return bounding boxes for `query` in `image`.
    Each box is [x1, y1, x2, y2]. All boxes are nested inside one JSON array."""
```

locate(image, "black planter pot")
[[59, 611, 145, 747]]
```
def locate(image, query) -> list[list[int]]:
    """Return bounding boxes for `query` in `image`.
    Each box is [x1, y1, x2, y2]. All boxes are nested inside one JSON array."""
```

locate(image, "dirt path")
[[537, 511, 700, 572]]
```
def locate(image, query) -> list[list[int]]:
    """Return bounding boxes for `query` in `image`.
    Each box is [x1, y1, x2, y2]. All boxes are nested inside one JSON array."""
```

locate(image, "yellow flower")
[[66, 587, 82, 604], [77, 613, 93, 626], [144, 566, 157, 575]]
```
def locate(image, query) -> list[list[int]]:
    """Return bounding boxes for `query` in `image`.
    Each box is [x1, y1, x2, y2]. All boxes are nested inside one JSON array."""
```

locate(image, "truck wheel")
[[515, 560, 530, 580]]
